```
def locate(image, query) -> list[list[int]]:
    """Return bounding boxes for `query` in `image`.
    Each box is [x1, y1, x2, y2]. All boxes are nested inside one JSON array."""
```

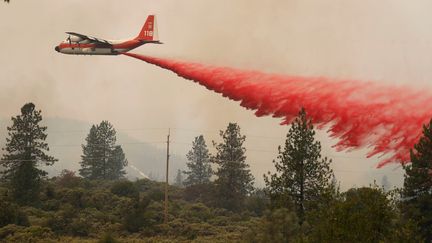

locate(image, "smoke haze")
[[2, 0, 432, 188]]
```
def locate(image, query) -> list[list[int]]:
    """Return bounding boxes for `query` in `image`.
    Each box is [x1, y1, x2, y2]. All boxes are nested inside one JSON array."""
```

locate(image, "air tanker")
[[55, 15, 161, 55]]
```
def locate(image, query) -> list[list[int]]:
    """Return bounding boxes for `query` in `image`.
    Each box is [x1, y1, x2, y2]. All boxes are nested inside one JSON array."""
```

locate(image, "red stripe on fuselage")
[[58, 39, 143, 50]]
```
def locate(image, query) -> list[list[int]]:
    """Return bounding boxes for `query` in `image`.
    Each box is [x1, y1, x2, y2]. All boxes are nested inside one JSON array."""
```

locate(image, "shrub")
[[110, 180, 139, 199], [308, 187, 398, 242], [0, 200, 29, 228], [178, 203, 212, 222], [122, 198, 154, 233], [98, 232, 119, 243], [0, 225, 55, 242], [243, 208, 299, 243], [56, 170, 81, 188]]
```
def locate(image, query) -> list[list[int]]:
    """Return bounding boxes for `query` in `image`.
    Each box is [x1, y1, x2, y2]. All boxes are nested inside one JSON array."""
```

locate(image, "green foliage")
[[1, 167, 254, 242], [243, 208, 299, 243], [0, 200, 29, 227], [122, 197, 155, 233], [183, 183, 216, 204], [0, 225, 55, 243], [46, 203, 76, 234], [98, 232, 119, 243], [56, 169, 81, 188], [264, 108, 333, 223], [178, 203, 213, 223], [308, 186, 399, 243], [213, 123, 254, 211], [244, 189, 269, 216], [110, 180, 139, 199], [79, 121, 127, 180], [0, 103, 57, 204], [184, 135, 212, 186], [402, 119, 432, 242], [390, 219, 424, 243], [0, 112, 426, 242]]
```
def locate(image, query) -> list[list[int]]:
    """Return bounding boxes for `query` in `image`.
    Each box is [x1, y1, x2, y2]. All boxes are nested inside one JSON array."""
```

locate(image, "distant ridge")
[[0, 117, 187, 182]]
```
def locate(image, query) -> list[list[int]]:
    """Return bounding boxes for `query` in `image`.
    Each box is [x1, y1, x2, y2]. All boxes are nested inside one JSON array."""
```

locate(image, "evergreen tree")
[[174, 169, 184, 187], [184, 135, 212, 186], [264, 108, 333, 223], [0, 103, 57, 203], [213, 123, 254, 211], [402, 119, 432, 242], [107, 145, 127, 180], [79, 125, 98, 179], [79, 121, 127, 180]]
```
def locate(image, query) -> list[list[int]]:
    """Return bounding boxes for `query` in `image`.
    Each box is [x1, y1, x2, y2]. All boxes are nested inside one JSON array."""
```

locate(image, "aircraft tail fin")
[[136, 15, 159, 42]]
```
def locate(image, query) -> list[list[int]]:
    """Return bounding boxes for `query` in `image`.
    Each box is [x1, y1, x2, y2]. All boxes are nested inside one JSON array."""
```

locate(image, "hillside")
[[0, 118, 187, 181]]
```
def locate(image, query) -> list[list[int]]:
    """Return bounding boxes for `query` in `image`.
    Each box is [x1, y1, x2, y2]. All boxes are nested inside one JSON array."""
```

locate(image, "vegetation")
[[79, 121, 127, 180], [402, 119, 432, 242], [0, 103, 57, 204], [212, 123, 254, 211], [184, 135, 212, 187], [0, 103, 430, 242], [264, 108, 333, 223]]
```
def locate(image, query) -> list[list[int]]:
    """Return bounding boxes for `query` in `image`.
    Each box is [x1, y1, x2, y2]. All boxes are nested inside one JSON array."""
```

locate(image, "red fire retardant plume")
[[123, 52, 432, 167]]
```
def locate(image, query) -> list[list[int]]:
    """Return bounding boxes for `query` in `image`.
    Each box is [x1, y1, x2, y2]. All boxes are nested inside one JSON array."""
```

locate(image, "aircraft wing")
[[66, 32, 112, 46]]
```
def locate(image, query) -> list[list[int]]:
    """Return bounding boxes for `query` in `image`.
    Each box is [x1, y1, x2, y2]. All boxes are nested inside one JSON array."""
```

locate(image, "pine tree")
[[213, 123, 254, 211], [107, 145, 127, 180], [402, 119, 432, 242], [184, 135, 212, 186], [264, 108, 333, 224], [79, 121, 127, 180], [0, 103, 57, 203], [79, 125, 99, 179]]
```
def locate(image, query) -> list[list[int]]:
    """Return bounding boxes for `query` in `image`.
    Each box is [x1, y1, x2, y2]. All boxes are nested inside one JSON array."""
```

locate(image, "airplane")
[[55, 15, 161, 55]]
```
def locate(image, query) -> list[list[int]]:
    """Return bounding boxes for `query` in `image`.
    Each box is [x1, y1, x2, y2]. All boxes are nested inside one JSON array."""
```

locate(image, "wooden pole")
[[164, 129, 170, 223]]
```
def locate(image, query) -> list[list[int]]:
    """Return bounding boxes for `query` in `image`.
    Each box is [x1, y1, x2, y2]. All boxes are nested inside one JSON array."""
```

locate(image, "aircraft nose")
[[55, 46, 60, 52]]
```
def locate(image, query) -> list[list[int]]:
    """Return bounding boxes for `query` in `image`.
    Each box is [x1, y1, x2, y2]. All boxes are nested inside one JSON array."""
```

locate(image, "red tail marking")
[[136, 15, 155, 41]]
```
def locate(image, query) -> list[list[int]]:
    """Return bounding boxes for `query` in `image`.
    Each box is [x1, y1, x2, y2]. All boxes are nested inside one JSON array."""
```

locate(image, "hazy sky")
[[2, 0, 432, 188]]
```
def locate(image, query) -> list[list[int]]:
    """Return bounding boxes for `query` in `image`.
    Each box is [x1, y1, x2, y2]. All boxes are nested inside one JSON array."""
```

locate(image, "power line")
[[46, 127, 287, 140], [45, 140, 395, 161]]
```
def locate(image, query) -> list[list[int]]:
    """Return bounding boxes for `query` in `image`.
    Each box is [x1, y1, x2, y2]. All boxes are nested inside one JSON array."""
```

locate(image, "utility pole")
[[164, 129, 170, 224]]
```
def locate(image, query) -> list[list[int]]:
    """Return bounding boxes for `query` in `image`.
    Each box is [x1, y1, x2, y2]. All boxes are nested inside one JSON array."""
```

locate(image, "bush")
[[0, 200, 29, 228], [122, 198, 154, 233], [69, 216, 91, 237], [0, 225, 55, 242], [56, 170, 81, 188], [110, 180, 139, 199], [245, 189, 269, 216], [46, 204, 75, 234], [98, 232, 119, 243], [308, 187, 398, 242], [146, 187, 165, 202], [178, 203, 212, 222], [183, 183, 216, 204], [60, 188, 85, 208], [243, 208, 299, 243]]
